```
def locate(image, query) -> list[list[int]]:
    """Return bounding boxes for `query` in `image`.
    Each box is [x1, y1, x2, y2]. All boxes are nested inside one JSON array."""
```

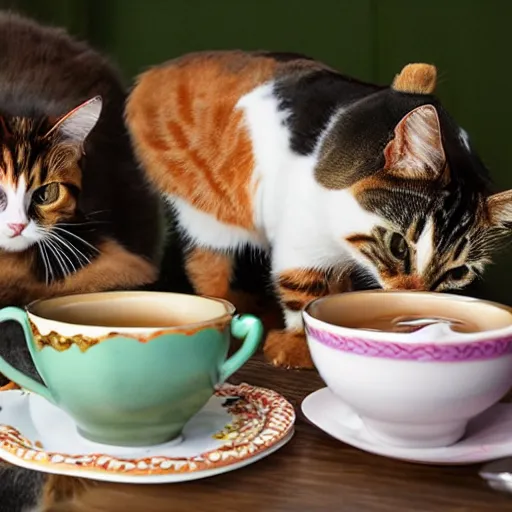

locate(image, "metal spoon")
[[480, 458, 512, 494]]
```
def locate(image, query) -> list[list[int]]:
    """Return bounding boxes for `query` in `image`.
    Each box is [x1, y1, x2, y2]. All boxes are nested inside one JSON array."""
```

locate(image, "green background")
[[1, 0, 512, 304]]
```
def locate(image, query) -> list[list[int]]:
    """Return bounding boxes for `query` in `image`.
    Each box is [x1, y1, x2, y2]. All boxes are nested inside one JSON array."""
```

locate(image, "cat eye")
[[33, 183, 60, 205], [447, 266, 470, 281], [389, 233, 409, 260]]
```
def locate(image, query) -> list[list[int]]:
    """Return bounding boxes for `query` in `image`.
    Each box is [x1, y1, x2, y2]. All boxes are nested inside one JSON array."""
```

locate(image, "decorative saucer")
[[302, 387, 512, 465], [0, 383, 295, 483]]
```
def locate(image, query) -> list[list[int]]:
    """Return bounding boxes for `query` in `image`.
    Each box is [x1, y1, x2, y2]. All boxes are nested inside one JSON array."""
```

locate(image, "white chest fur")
[[239, 82, 382, 273]]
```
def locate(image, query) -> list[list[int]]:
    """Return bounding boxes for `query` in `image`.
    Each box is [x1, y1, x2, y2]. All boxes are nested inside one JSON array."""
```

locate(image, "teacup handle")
[[220, 314, 263, 382], [0, 307, 56, 404]]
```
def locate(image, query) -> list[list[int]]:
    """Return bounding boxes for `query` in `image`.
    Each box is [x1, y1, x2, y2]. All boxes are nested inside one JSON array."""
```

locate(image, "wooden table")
[[43, 354, 512, 512]]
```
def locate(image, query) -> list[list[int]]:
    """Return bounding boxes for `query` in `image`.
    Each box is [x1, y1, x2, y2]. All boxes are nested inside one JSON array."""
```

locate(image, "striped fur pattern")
[[126, 50, 512, 370]]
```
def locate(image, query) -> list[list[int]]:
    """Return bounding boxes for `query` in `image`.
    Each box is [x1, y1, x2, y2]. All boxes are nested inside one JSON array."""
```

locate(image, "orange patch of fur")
[[54, 239, 157, 295], [0, 381, 19, 391], [1, 146, 15, 184], [0, 239, 157, 307], [392, 63, 437, 95], [345, 234, 376, 249], [0, 250, 40, 305], [349, 174, 388, 199], [185, 247, 233, 298], [126, 52, 277, 230], [384, 275, 425, 290], [264, 329, 314, 369], [41, 476, 92, 511]]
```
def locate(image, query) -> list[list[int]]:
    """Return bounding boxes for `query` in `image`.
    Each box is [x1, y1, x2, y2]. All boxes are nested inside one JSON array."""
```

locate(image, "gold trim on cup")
[[26, 291, 236, 352]]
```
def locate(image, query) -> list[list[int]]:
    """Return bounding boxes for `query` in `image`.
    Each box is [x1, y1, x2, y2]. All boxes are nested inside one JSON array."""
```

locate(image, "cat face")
[[336, 105, 512, 291], [344, 204, 489, 292], [0, 97, 101, 252]]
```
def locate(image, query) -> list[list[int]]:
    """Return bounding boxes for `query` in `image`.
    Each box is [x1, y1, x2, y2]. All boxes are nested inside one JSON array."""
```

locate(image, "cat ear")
[[45, 96, 102, 144], [486, 190, 512, 228], [383, 104, 446, 180]]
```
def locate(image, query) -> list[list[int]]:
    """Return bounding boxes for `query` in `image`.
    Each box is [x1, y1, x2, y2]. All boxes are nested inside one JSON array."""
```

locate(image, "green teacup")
[[0, 291, 263, 446]]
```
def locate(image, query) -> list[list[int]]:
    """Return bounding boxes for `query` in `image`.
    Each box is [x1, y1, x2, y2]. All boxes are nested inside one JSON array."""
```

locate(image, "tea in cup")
[[303, 291, 512, 448], [0, 291, 263, 446]]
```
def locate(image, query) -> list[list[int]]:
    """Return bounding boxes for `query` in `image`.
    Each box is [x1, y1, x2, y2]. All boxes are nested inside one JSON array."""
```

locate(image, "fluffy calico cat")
[[0, 12, 163, 512], [0, 12, 163, 310], [126, 51, 512, 370]]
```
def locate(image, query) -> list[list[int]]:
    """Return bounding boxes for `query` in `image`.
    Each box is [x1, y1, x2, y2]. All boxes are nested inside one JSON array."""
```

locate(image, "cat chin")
[[0, 236, 36, 252]]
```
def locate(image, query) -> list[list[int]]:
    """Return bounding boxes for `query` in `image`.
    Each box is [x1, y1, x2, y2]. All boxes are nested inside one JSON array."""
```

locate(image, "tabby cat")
[[126, 51, 512, 369], [0, 12, 163, 512]]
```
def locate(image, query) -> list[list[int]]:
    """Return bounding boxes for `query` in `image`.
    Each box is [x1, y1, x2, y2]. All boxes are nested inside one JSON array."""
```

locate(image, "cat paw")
[[263, 329, 314, 369]]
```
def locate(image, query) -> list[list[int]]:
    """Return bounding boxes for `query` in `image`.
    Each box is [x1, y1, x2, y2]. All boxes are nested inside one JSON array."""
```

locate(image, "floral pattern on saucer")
[[0, 383, 295, 476]]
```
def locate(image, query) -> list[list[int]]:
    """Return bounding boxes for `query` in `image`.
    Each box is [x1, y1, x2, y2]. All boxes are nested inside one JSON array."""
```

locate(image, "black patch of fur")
[[0, 463, 45, 512], [0, 320, 41, 386], [316, 90, 444, 188], [274, 68, 384, 155]]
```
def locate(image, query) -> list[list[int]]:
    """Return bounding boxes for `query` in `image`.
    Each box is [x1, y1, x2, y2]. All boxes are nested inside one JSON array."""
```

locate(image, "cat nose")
[[7, 222, 27, 237]]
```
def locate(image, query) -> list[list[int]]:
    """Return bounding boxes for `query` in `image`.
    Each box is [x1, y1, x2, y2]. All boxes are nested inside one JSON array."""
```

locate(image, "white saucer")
[[302, 387, 512, 465], [0, 383, 295, 483]]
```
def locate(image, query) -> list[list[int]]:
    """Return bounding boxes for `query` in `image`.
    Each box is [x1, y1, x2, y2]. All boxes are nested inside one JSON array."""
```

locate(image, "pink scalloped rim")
[[0, 383, 295, 476], [305, 325, 512, 362]]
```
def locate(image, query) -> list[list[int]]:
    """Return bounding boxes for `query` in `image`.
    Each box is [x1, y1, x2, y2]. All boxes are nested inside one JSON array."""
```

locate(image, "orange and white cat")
[[126, 51, 512, 369]]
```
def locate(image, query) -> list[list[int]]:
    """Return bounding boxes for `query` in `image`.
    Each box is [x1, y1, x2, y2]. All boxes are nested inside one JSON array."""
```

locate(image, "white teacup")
[[303, 291, 512, 449]]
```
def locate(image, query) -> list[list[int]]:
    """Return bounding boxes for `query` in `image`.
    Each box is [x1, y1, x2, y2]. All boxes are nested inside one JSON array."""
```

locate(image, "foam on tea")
[[348, 314, 481, 334]]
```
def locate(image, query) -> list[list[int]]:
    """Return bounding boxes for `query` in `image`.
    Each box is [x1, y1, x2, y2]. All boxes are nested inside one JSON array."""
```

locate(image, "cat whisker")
[[45, 235, 77, 275], [36, 226, 88, 279], [35, 228, 55, 284], [49, 233, 92, 269], [46, 231, 91, 269], [57, 220, 107, 227], [39, 240, 55, 284], [52, 226, 100, 254], [44, 237, 70, 278], [36, 241, 50, 286], [85, 209, 110, 217]]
